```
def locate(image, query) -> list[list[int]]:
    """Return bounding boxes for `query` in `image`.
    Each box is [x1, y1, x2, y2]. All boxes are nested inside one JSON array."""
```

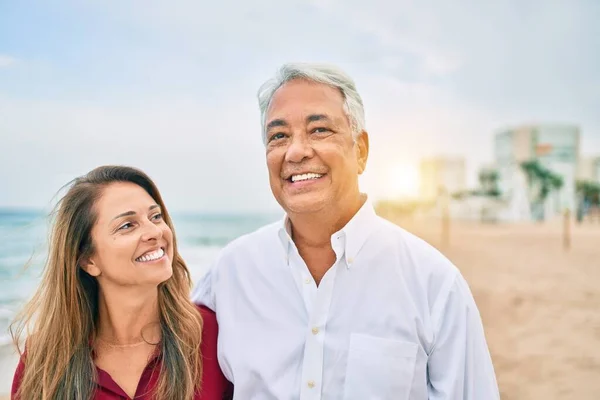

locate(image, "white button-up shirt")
[[192, 199, 500, 400]]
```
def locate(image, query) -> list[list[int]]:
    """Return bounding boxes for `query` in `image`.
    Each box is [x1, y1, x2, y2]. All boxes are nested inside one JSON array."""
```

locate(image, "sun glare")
[[386, 163, 420, 199]]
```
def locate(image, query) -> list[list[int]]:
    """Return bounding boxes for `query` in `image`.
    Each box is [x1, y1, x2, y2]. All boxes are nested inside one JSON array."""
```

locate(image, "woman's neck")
[[96, 286, 161, 345]]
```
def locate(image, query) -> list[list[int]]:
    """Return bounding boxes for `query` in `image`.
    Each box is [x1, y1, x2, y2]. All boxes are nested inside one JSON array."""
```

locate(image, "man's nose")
[[285, 134, 314, 163]]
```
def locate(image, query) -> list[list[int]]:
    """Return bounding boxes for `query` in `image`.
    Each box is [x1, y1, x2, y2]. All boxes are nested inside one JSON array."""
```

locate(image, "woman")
[[10, 165, 232, 399]]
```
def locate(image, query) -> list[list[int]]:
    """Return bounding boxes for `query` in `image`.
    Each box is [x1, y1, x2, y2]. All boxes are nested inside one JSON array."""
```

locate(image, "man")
[[192, 62, 500, 399]]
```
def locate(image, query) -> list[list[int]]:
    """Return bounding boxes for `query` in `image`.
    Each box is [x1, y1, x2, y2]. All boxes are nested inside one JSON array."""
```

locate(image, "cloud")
[[306, 1, 599, 108], [0, 55, 16, 68]]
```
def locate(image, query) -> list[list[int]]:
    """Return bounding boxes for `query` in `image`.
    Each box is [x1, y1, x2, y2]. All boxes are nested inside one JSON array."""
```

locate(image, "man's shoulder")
[[373, 215, 459, 280], [215, 219, 281, 260], [372, 217, 465, 321], [226, 219, 280, 247]]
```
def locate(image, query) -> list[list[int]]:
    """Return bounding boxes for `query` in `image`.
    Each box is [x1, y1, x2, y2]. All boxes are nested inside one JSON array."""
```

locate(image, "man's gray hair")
[[257, 62, 366, 144]]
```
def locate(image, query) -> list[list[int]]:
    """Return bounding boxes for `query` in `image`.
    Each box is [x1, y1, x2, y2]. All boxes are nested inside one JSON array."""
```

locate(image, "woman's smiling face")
[[82, 182, 174, 288]]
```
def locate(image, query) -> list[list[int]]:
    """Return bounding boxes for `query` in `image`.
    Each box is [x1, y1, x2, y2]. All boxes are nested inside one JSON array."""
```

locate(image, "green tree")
[[576, 180, 600, 205], [478, 168, 501, 197], [576, 180, 600, 222], [520, 160, 564, 220]]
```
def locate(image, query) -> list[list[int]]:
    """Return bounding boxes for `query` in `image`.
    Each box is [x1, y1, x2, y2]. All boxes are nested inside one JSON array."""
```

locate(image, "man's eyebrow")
[[266, 119, 288, 131], [266, 114, 333, 131], [306, 114, 331, 123]]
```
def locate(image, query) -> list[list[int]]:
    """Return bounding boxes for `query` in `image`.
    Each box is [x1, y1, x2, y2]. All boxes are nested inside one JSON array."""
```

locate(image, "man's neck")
[[97, 285, 161, 345], [289, 193, 367, 245], [288, 193, 366, 284]]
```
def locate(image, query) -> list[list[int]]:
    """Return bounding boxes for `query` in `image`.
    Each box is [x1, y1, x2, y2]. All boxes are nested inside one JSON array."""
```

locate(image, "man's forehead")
[[265, 112, 345, 129], [267, 113, 340, 129], [266, 81, 348, 127], [267, 91, 345, 115]]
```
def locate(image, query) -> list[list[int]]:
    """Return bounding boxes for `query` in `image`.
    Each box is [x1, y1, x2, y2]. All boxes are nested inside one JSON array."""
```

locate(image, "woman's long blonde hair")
[[10, 165, 203, 399]]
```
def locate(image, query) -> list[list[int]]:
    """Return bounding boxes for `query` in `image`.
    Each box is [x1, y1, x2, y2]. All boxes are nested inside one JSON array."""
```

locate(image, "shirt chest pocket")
[[342, 333, 418, 400]]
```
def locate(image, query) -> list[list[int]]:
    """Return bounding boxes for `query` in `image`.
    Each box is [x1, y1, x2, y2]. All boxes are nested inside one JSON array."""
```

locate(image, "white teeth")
[[291, 173, 323, 182], [136, 248, 165, 262]]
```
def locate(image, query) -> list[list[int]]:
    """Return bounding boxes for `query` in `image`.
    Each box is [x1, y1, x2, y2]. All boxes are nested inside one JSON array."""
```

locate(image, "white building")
[[578, 156, 600, 182], [419, 157, 466, 202], [494, 124, 580, 221]]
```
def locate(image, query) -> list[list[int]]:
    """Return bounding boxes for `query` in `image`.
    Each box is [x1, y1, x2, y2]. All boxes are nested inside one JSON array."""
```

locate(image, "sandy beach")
[[1, 218, 599, 399], [387, 215, 600, 399]]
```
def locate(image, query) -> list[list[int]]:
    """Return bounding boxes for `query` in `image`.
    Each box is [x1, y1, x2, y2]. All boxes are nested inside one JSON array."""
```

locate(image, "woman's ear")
[[80, 256, 101, 277]]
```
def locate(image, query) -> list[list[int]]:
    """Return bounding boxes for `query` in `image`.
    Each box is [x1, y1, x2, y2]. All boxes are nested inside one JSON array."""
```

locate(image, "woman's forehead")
[[95, 183, 156, 221]]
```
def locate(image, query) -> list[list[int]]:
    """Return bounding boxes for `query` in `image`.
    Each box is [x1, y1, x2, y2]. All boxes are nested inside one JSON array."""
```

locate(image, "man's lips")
[[287, 172, 325, 183]]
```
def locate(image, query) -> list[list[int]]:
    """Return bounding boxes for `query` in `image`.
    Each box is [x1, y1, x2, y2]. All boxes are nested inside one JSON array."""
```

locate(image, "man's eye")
[[313, 127, 329, 133], [269, 132, 286, 142]]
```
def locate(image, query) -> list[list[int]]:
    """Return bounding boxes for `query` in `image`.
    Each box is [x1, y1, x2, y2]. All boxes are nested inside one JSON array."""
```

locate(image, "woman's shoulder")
[[11, 352, 26, 397], [193, 304, 232, 399], [194, 304, 219, 356], [195, 304, 216, 320], [195, 304, 217, 334]]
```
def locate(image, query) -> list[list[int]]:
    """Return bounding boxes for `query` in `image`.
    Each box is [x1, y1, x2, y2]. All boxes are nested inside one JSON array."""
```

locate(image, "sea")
[[0, 208, 281, 345]]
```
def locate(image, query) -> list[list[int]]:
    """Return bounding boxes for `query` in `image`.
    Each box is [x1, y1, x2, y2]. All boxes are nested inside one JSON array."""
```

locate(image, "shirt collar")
[[93, 343, 161, 391], [277, 213, 293, 261], [277, 195, 378, 268]]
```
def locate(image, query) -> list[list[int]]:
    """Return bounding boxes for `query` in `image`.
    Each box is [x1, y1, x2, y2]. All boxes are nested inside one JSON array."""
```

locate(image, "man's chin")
[[281, 196, 328, 215]]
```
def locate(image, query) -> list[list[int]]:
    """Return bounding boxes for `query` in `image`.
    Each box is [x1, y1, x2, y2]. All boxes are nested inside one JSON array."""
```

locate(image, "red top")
[[12, 305, 232, 400]]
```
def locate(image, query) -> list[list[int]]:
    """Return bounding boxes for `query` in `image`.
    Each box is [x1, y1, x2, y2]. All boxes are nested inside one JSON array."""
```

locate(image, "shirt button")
[[311, 327, 319, 335], [304, 278, 311, 284], [347, 257, 354, 264], [307, 380, 315, 389]]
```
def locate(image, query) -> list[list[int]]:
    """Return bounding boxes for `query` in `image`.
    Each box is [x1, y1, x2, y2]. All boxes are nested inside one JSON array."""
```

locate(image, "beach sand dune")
[[390, 216, 600, 400]]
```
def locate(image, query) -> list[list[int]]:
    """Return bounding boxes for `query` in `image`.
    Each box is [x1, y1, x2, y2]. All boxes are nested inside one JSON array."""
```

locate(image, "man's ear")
[[80, 255, 101, 277], [355, 131, 369, 175]]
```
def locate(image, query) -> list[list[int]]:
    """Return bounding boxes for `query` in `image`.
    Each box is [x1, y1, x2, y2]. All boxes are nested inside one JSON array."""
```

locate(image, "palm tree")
[[576, 180, 600, 222], [478, 168, 501, 197], [576, 180, 600, 203], [520, 160, 564, 220]]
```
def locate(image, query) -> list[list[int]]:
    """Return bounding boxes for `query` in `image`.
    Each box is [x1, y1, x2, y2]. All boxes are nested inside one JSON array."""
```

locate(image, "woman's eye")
[[313, 127, 329, 133], [118, 222, 133, 231], [152, 213, 163, 221]]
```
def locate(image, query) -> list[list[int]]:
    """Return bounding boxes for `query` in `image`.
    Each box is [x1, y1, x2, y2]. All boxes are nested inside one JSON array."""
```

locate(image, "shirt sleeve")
[[427, 274, 500, 399], [191, 261, 216, 311]]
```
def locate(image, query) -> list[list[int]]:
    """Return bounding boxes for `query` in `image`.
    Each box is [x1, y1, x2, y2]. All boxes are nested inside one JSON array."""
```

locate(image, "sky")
[[1, 0, 599, 212]]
